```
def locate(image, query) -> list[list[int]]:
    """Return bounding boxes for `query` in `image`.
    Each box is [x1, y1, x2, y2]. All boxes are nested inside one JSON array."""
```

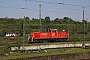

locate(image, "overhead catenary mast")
[[39, 4, 42, 32], [26, 0, 27, 9], [22, 0, 27, 51], [82, 6, 85, 48]]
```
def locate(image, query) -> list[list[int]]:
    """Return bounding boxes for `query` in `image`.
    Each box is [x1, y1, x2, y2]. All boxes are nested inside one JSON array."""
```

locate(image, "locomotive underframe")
[[29, 38, 68, 43]]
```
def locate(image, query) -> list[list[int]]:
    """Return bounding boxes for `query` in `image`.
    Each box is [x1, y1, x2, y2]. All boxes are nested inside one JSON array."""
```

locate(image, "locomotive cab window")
[[49, 29, 57, 32], [51, 30, 56, 32]]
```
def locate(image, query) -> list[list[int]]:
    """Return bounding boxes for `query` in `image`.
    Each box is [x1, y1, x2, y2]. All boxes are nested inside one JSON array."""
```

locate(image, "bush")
[[0, 34, 5, 37], [0, 52, 6, 56], [5, 44, 21, 50]]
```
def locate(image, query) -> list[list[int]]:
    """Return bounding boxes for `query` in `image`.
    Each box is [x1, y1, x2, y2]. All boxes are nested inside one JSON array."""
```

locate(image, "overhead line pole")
[[22, 16, 25, 51], [39, 4, 42, 32], [22, 0, 27, 51], [82, 6, 85, 48], [26, 0, 27, 9]]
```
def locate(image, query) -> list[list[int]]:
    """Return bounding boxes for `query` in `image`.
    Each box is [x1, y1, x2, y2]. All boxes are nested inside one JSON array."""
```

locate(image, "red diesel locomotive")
[[28, 29, 68, 42]]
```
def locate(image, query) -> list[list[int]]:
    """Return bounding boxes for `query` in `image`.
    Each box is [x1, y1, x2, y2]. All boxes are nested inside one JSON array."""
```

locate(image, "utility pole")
[[22, 16, 25, 51], [39, 4, 42, 32], [82, 6, 85, 48], [68, 24, 69, 41], [26, 0, 27, 9], [22, 0, 27, 51]]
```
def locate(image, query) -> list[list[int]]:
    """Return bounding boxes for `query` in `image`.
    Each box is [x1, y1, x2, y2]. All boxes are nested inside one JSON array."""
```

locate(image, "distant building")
[[5, 32, 15, 36]]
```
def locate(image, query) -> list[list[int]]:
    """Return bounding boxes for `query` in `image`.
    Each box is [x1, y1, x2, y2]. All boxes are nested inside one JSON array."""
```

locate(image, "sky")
[[0, 0, 90, 21]]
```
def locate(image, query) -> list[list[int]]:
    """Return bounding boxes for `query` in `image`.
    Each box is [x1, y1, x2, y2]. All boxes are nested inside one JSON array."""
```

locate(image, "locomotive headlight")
[[63, 29, 65, 31]]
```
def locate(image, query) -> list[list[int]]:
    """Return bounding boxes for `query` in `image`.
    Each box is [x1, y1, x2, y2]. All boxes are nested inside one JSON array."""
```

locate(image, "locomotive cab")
[[48, 29, 58, 32]]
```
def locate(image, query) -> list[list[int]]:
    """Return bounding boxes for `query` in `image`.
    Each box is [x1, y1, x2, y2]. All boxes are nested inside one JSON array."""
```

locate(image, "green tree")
[[54, 18, 62, 24], [45, 16, 50, 29]]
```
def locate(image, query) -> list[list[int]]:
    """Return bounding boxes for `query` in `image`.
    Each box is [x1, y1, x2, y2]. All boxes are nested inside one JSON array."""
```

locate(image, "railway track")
[[8, 52, 90, 60], [0, 40, 21, 46], [0, 39, 90, 46]]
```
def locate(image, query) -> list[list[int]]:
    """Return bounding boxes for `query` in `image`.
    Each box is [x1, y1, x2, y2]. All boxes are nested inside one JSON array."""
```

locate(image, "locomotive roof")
[[49, 29, 58, 30]]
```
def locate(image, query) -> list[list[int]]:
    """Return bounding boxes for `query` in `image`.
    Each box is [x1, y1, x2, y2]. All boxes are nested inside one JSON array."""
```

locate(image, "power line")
[[0, 1, 89, 15], [63, 3, 90, 8], [0, 0, 21, 8], [1, 0, 90, 12], [28, 0, 90, 8], [0, 0, 90, 20], [0, 5, 90, 16], [28, 0, 63, 4], [1, 0, 90, 9], [0, 6, 20, 9], [0, 5, 38, 11]]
